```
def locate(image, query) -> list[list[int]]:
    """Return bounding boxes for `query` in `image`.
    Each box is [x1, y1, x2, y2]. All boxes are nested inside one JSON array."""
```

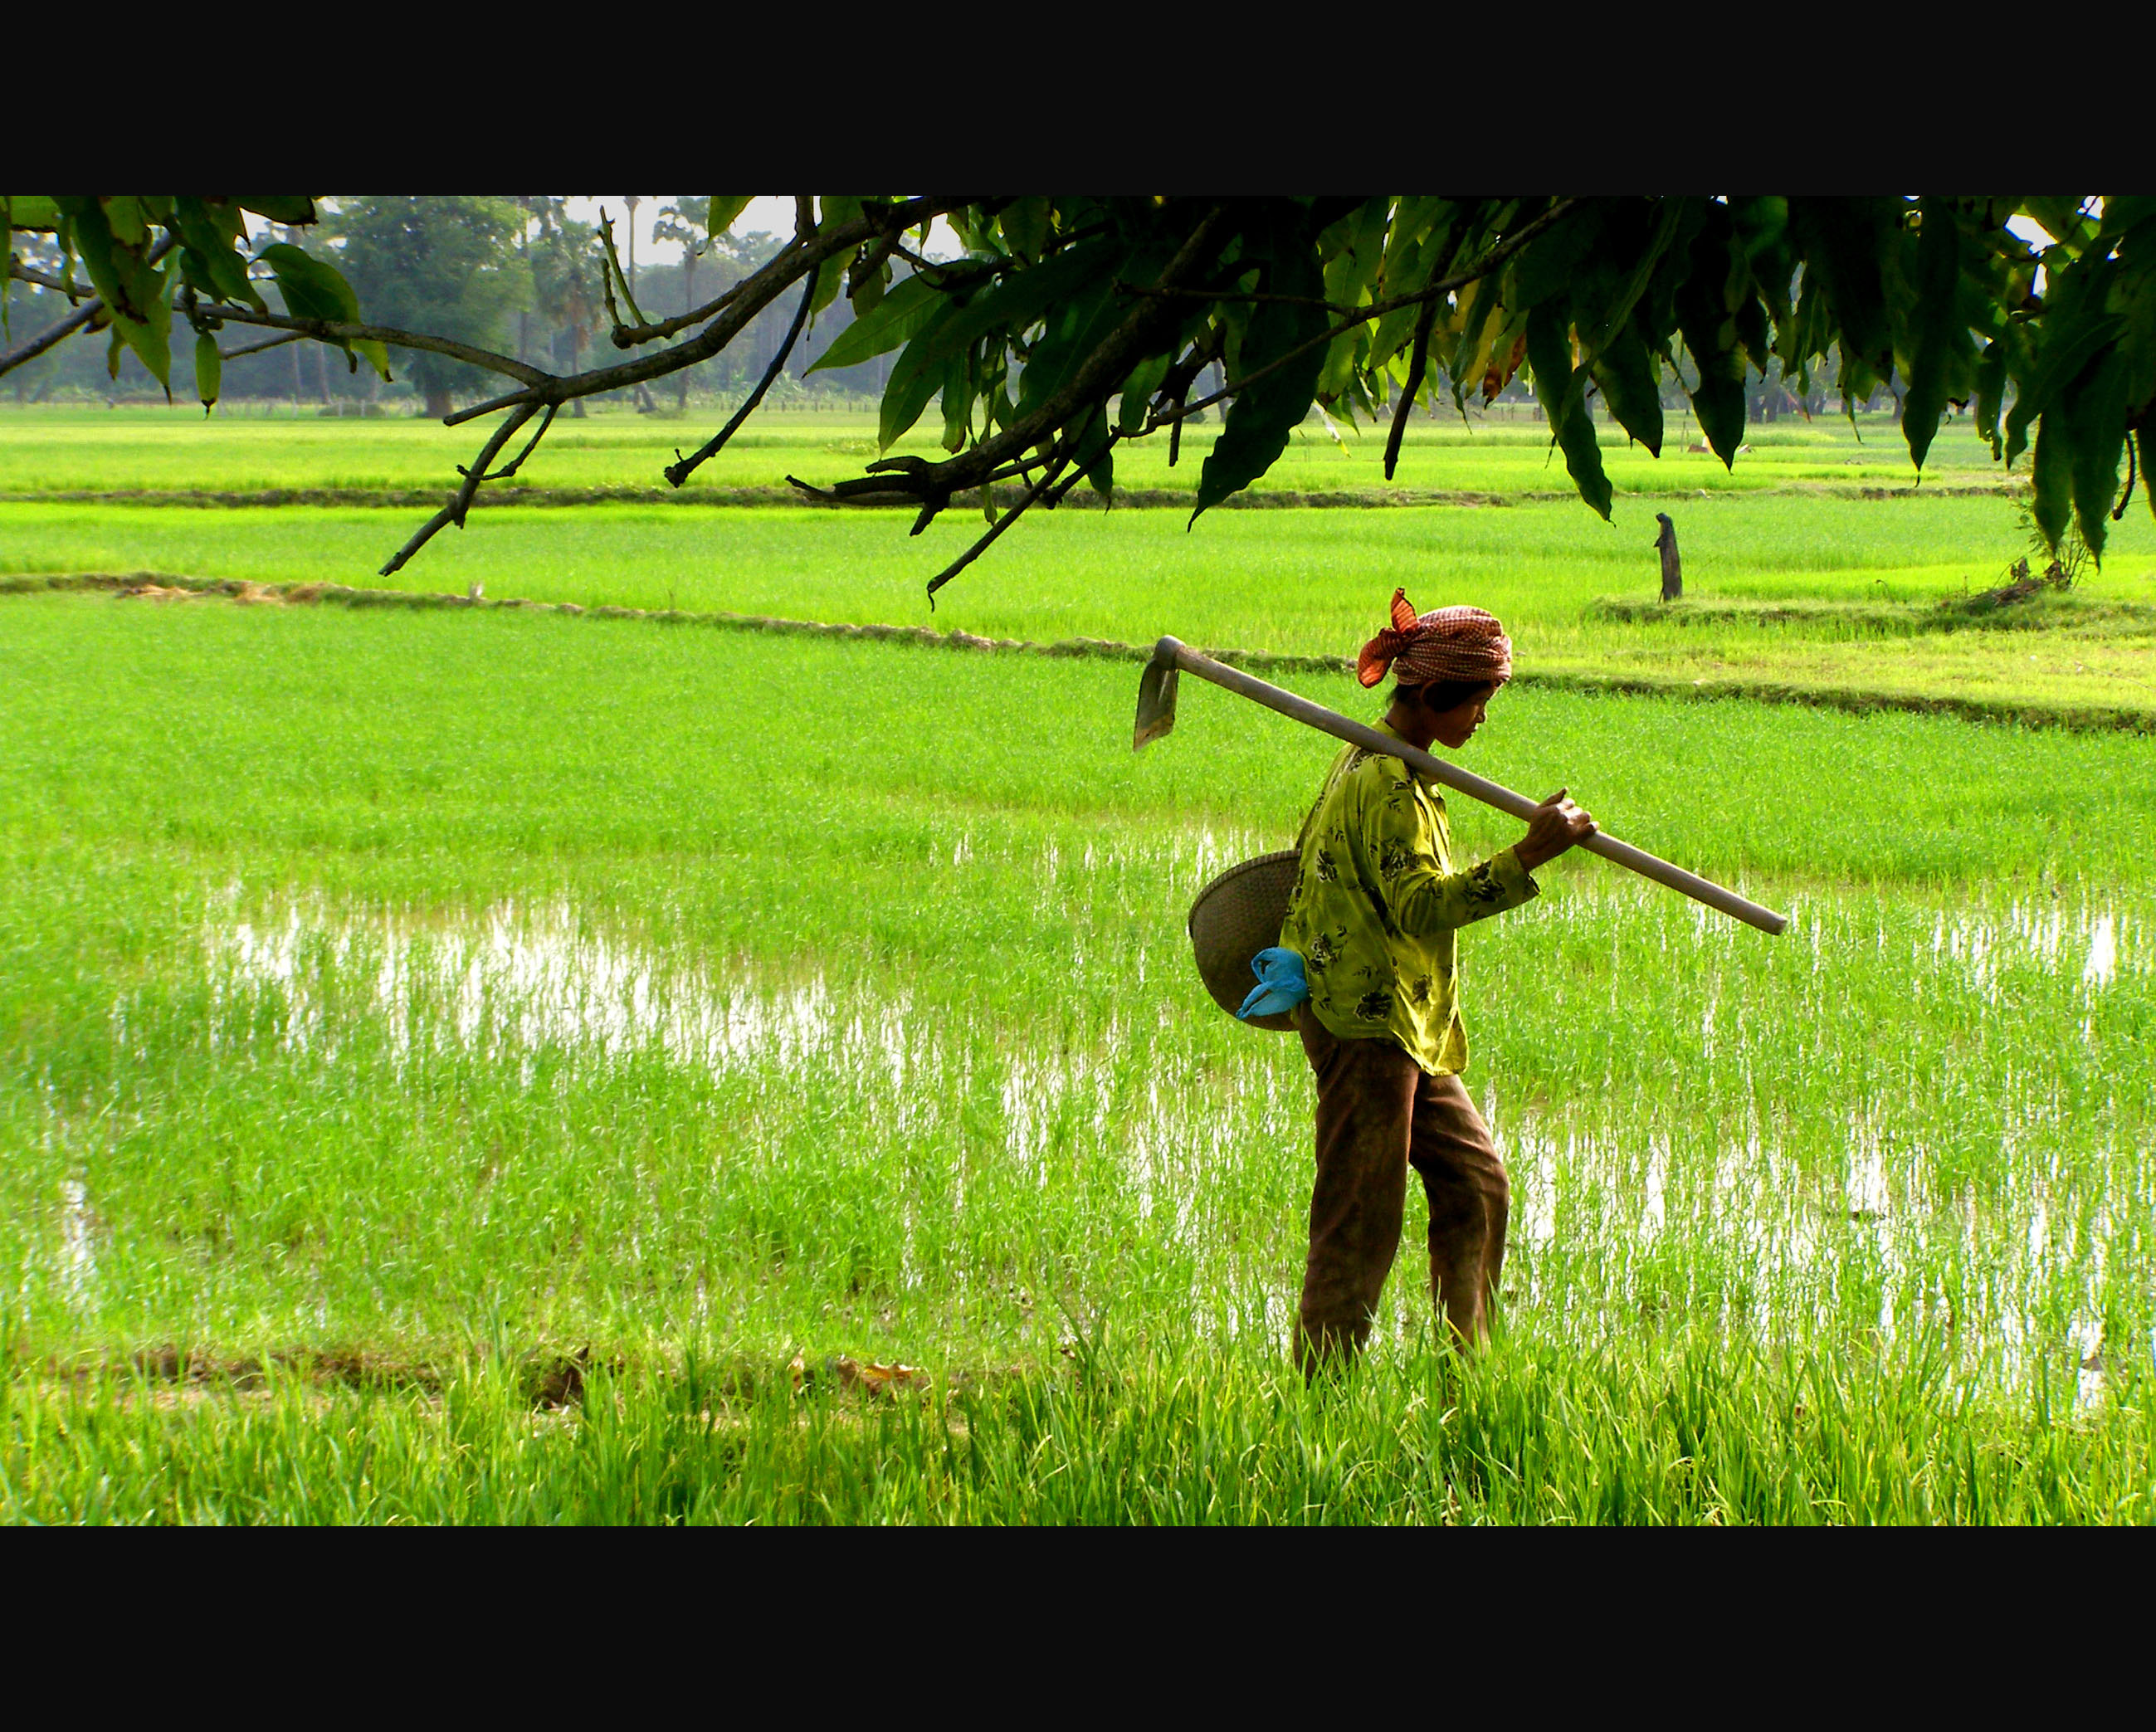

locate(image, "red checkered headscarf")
[[1356, 589, 1513, 690]]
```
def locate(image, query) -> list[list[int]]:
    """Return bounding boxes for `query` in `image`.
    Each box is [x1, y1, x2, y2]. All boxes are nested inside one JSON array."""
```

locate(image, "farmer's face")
[[1427, 684, 1498, 749]]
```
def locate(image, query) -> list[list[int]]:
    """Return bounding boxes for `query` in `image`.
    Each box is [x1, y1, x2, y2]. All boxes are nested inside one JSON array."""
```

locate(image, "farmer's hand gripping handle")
[[1140, 637, 1788, 937]]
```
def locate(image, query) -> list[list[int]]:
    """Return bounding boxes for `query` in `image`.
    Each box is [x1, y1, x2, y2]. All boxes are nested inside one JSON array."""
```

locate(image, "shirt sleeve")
[[1355, 767, 1539, 934]]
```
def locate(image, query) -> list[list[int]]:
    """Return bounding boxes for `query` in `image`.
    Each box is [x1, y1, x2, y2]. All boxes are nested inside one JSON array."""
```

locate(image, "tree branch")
[[7, 259, 90, 296], [366, 200, 968, 573], [663, 273, 815, 488], [2, 237, 178, 378], [481, 402, 558, 481], [848, 204, 1236, 524], [1, 294, 105, 376], [378, 404, 537, 577], [217, 330, 306, 361], [1154, 330, 1224, 469], [924, 443, 1077, 603], [802, 200, 1575, 538], [442, 196, 969, 426], [1383, 227, 1467, 479], [188, 300, 549, 385]]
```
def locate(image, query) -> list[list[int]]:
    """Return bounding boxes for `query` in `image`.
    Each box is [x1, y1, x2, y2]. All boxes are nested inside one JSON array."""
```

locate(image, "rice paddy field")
[[0, 401, 2011, 497], [4, 403, 2155, 1523], [6, 407, 2154, 725]]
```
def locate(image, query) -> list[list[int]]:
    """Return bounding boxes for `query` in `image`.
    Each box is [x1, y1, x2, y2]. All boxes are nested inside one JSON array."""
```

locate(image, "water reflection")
[[59, 1178, 95, 1305], [195, 887, 2144, 1396]]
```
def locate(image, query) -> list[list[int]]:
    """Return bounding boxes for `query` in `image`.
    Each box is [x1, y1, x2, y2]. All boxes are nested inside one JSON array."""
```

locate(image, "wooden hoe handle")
[[1158, 638, 1788, 937]]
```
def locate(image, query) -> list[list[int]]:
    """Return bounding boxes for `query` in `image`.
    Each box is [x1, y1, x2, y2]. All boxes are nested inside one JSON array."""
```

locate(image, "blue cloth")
[[1237, 947, 1309, 1020]]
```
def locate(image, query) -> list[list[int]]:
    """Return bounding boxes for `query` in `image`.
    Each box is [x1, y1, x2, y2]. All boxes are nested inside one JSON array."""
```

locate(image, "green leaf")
[[1117, 352, 1171, 435], [2095, 197, 2156, 244], [1788, 197, 1895, 378], [1687, 365, 1746, 466], [1317, 325, 1366, 403], [1731, 196, 1793, 321], [920, 241, 1121, 388], [1445, 279, 1506, 411], [2111, 214, 2156, 417], [173, 196, 263, 308], [194, 331, 221, 414], [1589, 327, 1664, 456], [1973, 339, 2008, 459], [1525, 303, 1611, 520], [1002, 196, 1051, 262], [851, 261, 886, 316], [1899, 197, 1973, 472], [879, 299, 963, 448], [259, 243, 390, 381], [2064, 350, 2127, 560], [70, 200, 172, 392], [2029, 399, 2071, 554], [1511, 204, 1599, 310], [1368, 302, 1424, 375], [1673, 206, 1749, 467], [811, 271, 943, 373], [1320, 198, 1389, 304], [1589, 198, 1686, 352], [810, 196, 863, 315], [1194, 232, 1329, 519], [706, 197, 754, 237], [2003, 299, 2120, 469], [1733, 290, 1771, 372], [68, 202, 129, 316], [260, 242, 358, 322], [1378, 197, 1452, 297], [939, 353, 973, 453], [1014, 266, 1140, 427], [237, 197, 318, 226], [4, 195, 61, 230], [100, 197, 150, 249], [1070, 410, 1114, 499]]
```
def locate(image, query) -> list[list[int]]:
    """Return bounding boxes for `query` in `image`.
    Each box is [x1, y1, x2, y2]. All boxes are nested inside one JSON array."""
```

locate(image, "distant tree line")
[[2, 195, 898, 412]]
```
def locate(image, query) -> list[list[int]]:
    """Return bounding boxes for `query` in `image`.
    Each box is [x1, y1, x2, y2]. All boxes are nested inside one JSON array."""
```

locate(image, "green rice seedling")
[[0, 404, 2008, 501], [5, 489, 2150, 720], [2, 595, 2151, 1520]]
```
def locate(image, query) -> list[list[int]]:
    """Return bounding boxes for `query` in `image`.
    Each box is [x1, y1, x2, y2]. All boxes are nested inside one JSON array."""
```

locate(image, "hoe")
[[1134, 636, 1788, 937]]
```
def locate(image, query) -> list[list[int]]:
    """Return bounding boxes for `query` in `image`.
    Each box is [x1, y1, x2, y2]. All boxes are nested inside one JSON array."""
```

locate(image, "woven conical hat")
[[1187, 850, 1300, 1032]]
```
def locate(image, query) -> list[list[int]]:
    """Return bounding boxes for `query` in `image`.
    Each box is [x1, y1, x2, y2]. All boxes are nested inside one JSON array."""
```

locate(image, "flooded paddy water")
[[33, 856, 2135, 1408]]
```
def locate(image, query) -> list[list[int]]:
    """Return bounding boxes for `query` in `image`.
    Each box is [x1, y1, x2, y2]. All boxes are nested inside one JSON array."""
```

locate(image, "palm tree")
[[653, 200, 712, 412]]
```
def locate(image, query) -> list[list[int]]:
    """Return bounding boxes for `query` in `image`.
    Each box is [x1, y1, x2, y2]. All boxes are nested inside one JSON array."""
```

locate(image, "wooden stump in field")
[[1655, 512, 1682, 602]]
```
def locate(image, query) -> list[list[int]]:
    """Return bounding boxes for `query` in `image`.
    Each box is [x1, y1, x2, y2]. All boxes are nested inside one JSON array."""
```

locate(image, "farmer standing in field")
[[1276, 592, 1596, 1373]]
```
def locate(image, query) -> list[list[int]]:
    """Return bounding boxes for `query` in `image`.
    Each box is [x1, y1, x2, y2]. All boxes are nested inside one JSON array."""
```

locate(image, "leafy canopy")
[[6, 194, 2150, 586]]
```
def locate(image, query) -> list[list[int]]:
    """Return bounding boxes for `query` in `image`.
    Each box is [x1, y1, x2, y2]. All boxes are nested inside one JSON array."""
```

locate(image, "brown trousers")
[[1294, 1007, 1510, 1372]]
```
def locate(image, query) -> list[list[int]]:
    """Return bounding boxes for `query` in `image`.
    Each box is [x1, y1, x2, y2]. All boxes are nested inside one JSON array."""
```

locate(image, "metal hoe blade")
[[1133, 647, 1180, 749]]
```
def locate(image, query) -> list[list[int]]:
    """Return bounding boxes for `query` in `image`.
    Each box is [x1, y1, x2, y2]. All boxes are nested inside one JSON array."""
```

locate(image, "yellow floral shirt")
[[1279, 720, 1538, 1075]]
